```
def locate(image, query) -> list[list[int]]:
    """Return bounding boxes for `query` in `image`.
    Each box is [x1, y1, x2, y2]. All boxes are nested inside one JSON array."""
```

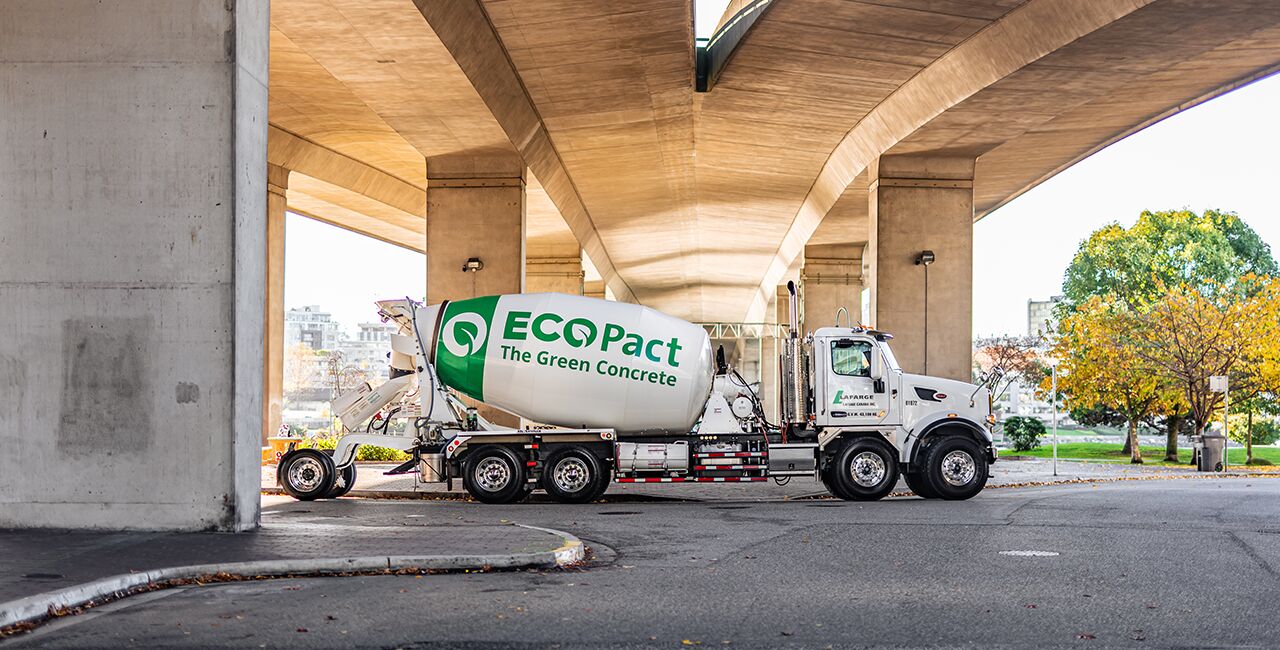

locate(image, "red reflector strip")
[[526, 461, 537, 467], [693, 477, 767, 482], [692, 465, 767, 471], [693, 452, 767, 458], [614, 477, 691, 483]]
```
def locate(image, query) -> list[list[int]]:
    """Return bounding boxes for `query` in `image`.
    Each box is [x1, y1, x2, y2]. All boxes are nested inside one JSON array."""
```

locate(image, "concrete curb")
[[0, 524, 584, 632]]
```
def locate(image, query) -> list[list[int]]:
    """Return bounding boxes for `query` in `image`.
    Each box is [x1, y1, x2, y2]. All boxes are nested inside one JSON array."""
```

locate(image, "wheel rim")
[[940, 450, 977, 486], [288, 457, 325, 492], [849, 450, 886, 487], [552, 457, 591, 493], [474, 457, 512, 492]]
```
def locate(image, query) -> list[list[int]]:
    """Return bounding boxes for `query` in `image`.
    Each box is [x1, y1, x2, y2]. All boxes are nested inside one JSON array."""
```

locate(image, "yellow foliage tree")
[[1132, 277, 1280, 444], [1049, 297, 1175, 464]]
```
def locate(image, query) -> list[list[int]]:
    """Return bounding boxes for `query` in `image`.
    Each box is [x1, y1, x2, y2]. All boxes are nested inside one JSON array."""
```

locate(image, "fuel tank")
[[414, 293, 714, 434]]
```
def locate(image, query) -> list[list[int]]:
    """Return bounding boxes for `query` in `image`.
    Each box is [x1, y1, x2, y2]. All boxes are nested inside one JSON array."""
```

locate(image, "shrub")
[[300, 433, 408, 462], [1004, 416, 1047, 452]]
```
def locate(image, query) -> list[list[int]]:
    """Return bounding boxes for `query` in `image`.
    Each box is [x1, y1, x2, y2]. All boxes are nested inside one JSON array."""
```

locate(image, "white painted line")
[[998, 550, 1060, 557]]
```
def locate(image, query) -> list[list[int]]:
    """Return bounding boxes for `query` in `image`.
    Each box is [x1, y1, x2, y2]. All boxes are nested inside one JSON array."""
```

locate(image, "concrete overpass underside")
[[6, 0, 1280, 529]]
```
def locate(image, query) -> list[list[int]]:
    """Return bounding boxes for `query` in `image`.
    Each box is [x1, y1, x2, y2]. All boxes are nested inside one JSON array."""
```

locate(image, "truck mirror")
[[869, 349, 884, 380]]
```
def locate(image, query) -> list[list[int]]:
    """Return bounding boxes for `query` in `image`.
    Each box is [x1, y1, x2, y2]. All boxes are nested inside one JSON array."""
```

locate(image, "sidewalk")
[[262, 456, 1250, 502], [0, 501, 581, 631]]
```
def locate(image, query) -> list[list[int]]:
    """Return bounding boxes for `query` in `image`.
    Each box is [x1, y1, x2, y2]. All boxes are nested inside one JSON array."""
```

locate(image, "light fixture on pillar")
[[915, 250, 935, 374], [462, 257, 485, 273]]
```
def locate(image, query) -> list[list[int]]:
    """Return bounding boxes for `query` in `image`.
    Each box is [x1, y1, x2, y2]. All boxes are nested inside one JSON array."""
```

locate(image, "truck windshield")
[[831, 341, 873, 377], [880, 343, 901, 371]]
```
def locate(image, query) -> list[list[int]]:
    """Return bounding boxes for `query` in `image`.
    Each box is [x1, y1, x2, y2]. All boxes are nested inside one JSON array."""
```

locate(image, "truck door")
[[821, 337, 892, 427]]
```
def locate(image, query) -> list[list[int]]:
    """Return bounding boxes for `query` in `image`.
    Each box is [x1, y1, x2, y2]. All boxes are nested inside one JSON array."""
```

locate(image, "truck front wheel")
[[541, 447, 606, 504], [824, 437, 899, 501], [918, 436, 988, 500], [463, 446, 527, 504]]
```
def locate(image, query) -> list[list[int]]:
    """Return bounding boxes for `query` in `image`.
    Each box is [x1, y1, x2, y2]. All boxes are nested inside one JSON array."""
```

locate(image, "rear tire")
[[824, 437, 899, 501], [323, 451, 357, 499], [278, 449, 336, 501], [541, 447, 606, 504], [919, 436, 988, 500], [903, 471, 938, 499], [463, 446, 527, 504]]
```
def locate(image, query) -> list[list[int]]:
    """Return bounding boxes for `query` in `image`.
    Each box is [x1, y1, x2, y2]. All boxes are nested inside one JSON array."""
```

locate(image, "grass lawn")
[[998, 441, 1280, 466]]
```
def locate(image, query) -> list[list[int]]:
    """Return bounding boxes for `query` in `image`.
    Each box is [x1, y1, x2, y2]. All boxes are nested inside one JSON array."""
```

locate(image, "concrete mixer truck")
[[277, 284, 997, 504]]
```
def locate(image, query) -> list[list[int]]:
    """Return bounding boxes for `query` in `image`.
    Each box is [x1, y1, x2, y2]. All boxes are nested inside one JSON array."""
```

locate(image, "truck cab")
[[805, 326, 997, 499]]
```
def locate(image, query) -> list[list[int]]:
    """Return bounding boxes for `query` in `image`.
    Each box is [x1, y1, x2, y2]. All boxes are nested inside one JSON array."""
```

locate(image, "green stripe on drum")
[[434, 295, 499, 402]]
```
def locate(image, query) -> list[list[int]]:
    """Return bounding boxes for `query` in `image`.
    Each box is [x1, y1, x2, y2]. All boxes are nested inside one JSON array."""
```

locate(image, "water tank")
[[413, 293, 714, 434]]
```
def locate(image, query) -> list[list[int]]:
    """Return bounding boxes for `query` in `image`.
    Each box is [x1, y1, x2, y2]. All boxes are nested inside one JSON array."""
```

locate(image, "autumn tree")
[[1132, 278, 1280, 444], [1062, 209, 1278, 311], [973, 335, 1046, 404], [1050, 297, 1174, 464]]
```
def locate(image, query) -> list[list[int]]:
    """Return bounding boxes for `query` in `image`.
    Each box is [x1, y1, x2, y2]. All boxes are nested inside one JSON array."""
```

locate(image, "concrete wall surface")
[[0, 0, 268, 530]]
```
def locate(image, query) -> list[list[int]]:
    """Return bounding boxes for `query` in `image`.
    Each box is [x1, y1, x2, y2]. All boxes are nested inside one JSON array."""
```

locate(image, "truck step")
[[693, 452, 767, 458], [692, 464, 767, 471]]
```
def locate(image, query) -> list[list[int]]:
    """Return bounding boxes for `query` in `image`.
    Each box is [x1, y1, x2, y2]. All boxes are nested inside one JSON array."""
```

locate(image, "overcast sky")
[[285, 49, 1280, 340]]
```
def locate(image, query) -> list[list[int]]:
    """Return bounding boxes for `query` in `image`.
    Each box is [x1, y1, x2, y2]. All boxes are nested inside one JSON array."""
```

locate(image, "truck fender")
[[905, 418, 990, 467], [816, 430, 895, 469]]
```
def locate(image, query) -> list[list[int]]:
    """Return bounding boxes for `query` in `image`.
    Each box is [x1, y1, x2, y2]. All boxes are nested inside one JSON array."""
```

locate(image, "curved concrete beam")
[[412, 0, 637, 304], [268, 125, 425, 217], [744, 0, 1154, 322]]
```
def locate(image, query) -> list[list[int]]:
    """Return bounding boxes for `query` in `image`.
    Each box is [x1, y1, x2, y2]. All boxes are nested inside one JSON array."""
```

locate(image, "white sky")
[[975, 72, 1280, 337], [286, 70, 1280, 340]]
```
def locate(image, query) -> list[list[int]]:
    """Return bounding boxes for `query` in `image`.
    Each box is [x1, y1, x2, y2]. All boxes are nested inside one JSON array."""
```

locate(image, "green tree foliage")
[[1004, 416, 1047, 452], [1062, 209, 1278, 310]]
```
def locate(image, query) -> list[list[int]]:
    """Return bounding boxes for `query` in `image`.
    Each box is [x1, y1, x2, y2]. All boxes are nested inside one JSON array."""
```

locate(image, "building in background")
[[337, 321, 398, 374], [286, 305, 341, 351], [1027, 296, 1063, 337]]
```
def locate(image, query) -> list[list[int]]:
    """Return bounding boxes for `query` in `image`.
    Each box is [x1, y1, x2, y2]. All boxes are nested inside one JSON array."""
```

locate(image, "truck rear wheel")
[[278, 449, 336, 501], [824, 437, 899, 501], [903, 471, 938, 498], [541, 447, 606, 504], [918, 436, 988, 500], [463, 445, 527, 504]]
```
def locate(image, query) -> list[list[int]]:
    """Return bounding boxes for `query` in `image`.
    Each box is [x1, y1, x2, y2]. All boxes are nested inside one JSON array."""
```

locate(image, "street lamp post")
[[1047, 357, 1060, 477]]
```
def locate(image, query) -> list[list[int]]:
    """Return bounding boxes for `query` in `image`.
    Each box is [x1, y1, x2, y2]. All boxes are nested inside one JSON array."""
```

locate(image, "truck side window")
[[831, 341, 873, 377]]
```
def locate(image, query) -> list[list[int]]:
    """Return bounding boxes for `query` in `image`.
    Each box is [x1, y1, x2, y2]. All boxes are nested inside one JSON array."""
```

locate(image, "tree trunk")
[[1165, 415, 1181, 463], [1246, 410, 1254, 465], [1128, 419, 1143, 464]]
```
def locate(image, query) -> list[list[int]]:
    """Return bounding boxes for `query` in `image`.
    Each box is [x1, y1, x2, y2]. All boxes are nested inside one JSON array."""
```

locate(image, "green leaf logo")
[[442, 313, 488, 357]]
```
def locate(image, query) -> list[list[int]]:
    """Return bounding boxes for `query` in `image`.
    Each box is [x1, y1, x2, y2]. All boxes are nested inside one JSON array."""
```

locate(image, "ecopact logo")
[[503, 310, 684, 367], [442, 312, 488, 357]]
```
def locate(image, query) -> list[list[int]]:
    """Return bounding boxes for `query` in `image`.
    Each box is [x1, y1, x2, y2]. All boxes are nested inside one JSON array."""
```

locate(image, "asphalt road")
[[9, 478, 1280, 649]]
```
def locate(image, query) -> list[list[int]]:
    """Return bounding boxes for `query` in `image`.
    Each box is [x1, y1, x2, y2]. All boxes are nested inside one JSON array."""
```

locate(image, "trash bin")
[[1198, 434, 1226, 472]]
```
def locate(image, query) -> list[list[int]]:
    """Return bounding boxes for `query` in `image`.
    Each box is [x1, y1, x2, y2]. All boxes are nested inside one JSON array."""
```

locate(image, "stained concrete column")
[[263, 165, 289, 447], [426, 156, 526, 301], [0, 1, 268, 530], [867, 155, 973, 382], [426, 155, 525, 427], [801, 243, 865, 332]]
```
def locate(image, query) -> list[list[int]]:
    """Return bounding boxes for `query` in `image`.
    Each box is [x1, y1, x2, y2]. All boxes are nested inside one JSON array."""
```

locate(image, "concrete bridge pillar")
[[425, 156, 526, 302], [425, 155, 526, 427], [0, 0, 268, 530], [866, 155, 974, 382], [801, 243, 865, 333], [264, 164, 289, 447]]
